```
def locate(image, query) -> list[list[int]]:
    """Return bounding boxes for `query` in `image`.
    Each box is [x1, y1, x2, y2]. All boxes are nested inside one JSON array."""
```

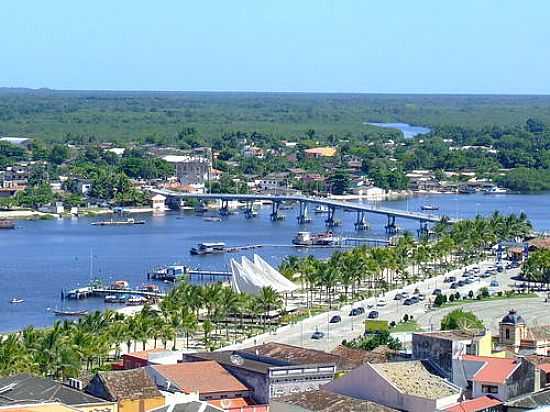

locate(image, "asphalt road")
[[226, 259, 543, 352]]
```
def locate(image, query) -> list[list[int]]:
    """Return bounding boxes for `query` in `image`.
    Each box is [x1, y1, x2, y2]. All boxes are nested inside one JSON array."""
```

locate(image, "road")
[[225, 258, 544, 353]]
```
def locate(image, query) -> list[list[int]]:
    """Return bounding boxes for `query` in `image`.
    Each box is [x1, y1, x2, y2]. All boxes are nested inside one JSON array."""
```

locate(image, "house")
[[242, 146, 265, 159], [324, 360, 462, 412], [85, 369, 164, 412], [151, 194, 166, 211], [496, 309, 550, 355], [162, 155, 210, 185], [412, 330, 497, 380], [270, 389, 398, 411], [0, 374, 117, 412], [145, 361, 252, 402], [505, 387, 550, 411], [304, 147, 337, 159], [181, 349, 337, 404], [0, 137, 32, 149], [452, 355, 535, 402], [329, 345, 394, 370], [444, 396, 504, 412]]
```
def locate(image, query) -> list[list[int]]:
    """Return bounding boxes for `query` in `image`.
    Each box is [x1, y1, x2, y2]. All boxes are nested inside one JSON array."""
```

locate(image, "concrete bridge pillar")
[[219, 199, 230, 216], [385, 215, 399, 234], [271, 201, 282, 221], [244, 201, 256, 219], [325, 206, 337, 227], [417, 220, 430, 238], [297, 201, 311, 224], [354, 211, 369, 231]]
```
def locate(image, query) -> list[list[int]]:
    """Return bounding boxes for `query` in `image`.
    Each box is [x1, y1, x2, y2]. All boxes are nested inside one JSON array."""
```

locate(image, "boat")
[[484, 186, 508, 194], [203, 216, 222, 222], [293, 232, 313, 246], [458, 186, 476, 194], [126, 295, 148, 306], [292, 231, 339, 246], [53, 309, 88, 317], [190, 242, 226, 255], [314, 205, 329, 214], [9, 297, 24, 304], [104, 295, 120, 303], [111, 280, 129, 290], [140, 284, 160, 293], [91, 218, 145, 226], [420, 204, 439, 211], [0, 220, 16, 229]]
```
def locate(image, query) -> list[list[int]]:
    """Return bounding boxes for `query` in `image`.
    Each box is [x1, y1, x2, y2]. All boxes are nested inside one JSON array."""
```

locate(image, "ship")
[[91, 218, 145, 226], [0, 220, 16, 229], [292, 231, 339, 246]]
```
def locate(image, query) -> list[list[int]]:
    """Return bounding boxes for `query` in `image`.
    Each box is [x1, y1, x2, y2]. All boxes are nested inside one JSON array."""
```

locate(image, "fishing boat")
[[203, 216, 222, 222], [458, 186, 476, 194], [9, 297, 24, 304], [53, 309, 88, 317], [91, 218, 145, 226], [420, 204, 439, 211], [190, 242, 226, 255], [0, 220, 16, 229]]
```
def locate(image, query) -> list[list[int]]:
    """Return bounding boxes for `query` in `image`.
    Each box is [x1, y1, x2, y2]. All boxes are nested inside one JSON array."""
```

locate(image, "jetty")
[[62, 285, 165, 300]]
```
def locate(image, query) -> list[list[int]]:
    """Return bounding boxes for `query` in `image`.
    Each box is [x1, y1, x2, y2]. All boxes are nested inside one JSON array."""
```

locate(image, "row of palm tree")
[[279, 212, 532, 308], [0, 282, 284, 380], [522, 249, 550, 288]]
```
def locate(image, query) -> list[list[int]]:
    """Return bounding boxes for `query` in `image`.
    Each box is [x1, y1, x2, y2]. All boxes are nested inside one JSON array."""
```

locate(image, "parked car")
[[464, 277, 474, 284], [311, 331, 325, 340], [444, 276, 456, 283], [377, 299, 386, 307], [329, 315, 342, 323], [450, 282, 458, 289], [356, 306, 365, 315], [401, 292, 410, 299], [367, 311, 379, 319], [490, 280, 500, 287], [432, 288, 442, 295], [403, 298, 413, 306], [472, 266, 481, 274], [410, 296, 419, 304], [497, 265, 504, 273], [457, 280, 466, 287], [394, 293, 403, 300], [349, 308, 360, 317], [414, 287, 420, 294], [417, 294, 426, 301]]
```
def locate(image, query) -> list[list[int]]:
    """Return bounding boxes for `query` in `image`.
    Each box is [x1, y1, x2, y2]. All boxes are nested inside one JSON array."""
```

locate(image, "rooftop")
[[184, 351, 291, 374], [241, 343, 341, 368], [152, 361, 249, 394], [329, 345, 390, 369], [271, 389, 397, 412], [123, 348, 166, 362], [90, 368, 162, 401], [462, 355, 520, 384], [0, 375, 107, 407], [304, 147, 337, 157], [506, 387, 550, 409], [444, 396, 503, 412], [372, 361, 460, 400], [0, 403, 80, 412], [149, 401, 222, 412], [414, 330, 485, 342]]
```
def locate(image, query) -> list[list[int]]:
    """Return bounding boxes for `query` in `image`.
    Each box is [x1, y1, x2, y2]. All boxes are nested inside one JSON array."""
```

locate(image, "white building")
[[162, 155, 210, 185], [151, 194, 166, 211]]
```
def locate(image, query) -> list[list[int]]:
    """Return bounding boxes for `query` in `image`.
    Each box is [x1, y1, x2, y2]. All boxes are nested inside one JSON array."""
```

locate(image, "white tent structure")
[[230, 254, 298, 296]]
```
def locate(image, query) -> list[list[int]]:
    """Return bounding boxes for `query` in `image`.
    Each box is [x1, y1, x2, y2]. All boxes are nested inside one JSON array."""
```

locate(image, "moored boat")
[[190, 242, 226, 255], [0, 219, 16, 229], [9, 297, 24, 304], [126, 295, 148, 306], [420, 204, 439, 211], [91, 218, 145, 226], [53, 309, 88, 317]]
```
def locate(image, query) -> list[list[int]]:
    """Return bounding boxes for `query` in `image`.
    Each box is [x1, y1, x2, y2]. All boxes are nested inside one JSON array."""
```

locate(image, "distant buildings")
[[162, 155, 211, 186], [0, 136, 32, 149], [304, 147, 337, 159]]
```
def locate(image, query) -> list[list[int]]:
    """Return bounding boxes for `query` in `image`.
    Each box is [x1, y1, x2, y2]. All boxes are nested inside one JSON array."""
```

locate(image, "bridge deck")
[[150, 189, 455, 223]]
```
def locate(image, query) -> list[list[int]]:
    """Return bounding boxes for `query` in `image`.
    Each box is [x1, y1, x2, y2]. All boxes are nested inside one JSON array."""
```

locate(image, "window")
[[466, 380, 472, 391], [505, 328, 510, 340], [482, 384, 498, 394]]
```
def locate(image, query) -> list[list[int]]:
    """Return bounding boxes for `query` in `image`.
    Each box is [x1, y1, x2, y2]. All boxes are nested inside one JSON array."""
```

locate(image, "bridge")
[[150, 189, 456, 235]]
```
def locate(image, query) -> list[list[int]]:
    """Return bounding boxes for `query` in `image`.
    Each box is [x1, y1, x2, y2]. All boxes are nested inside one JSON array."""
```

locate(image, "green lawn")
[[439, 292, 538, 308], [391, 320, 420, 333]]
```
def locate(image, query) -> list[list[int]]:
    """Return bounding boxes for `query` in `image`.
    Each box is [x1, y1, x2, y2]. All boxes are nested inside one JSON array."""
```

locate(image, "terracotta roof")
[[92, 368, 162, 401], [152, 361, 249, 394], [272, 389, 397, 412], [329, 345, 389, 369], [463, 355, 520, 384], [539, 363, 550, 374], [208, 398, 250, 409], [529, 238, 550, 250], [524, 325, 550, 341], [241, 343, 340, 368], [445, 396, 503, 412]]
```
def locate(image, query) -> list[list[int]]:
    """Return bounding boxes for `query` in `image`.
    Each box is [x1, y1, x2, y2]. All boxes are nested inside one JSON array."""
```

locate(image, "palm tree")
[[257, 287, 283, 331], [179, 308, 198, 349]]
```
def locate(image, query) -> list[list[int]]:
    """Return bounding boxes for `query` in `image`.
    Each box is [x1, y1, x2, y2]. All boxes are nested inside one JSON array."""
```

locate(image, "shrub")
[[468, 290, 474, 299], [449, 294, 455, 302], [403, 314, 409, 322]]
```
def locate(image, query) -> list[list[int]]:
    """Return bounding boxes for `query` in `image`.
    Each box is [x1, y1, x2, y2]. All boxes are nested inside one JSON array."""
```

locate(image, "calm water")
[[367, 122, 431, 138], [0, 192, 548, 332]]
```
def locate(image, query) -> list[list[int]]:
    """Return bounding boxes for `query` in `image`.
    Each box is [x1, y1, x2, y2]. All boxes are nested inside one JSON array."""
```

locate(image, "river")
[[366, 122, 431, 138], [0, 192, 548, 332]]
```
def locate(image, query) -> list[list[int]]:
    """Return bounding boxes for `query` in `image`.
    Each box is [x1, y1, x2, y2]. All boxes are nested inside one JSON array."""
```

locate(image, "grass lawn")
[[391, 320, 420, 333], [439, 292, 538, 308]]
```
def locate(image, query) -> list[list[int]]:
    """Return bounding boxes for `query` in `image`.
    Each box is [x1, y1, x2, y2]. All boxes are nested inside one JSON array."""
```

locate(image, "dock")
[[62, 286, 165, 300]]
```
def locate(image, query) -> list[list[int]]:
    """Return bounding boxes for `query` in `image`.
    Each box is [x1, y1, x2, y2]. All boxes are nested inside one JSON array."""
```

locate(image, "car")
[[329, 315, 342, 323], [444, 276, 456, 283], [417, 294, 426, 301], [497, 265, 504, 273], [401, 292, 410, 299], [457, 280, 466, 287], [490, 280, 500, 287], [367, 311, 379, 319], [462, 271, 472, 278], [506, 263, 513, 270], [432, 288, 442, 295], [414, 287, 420, 294], [486, 265, 497, 272], [403, 298, 413, 305], [464, 278, 474, 284], [356, 306, 365, 315], [450, 282, 458, 289], [348, 308, 360, 317], [472, 266, 481, 274], [394, 293, 403, 300], [410, 296, 419, 304], [480, 271, 491, 278], [311, 331, 325, 340], [377, 299, 386, 307]]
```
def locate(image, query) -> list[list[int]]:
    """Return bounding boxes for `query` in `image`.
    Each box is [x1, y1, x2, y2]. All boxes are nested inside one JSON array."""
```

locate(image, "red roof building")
[[445, 395, 503, 412]]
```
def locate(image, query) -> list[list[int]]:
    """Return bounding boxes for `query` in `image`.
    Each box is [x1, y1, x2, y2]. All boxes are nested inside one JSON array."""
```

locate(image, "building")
[[270, 389, 397, 412], [497, 310, 550, 355], [85, 369, 164, 412], [0, 403, 83, 412], [303, 147, 337, 159], [505, 387, 550, 411], [412, 330, 497, 380], [181, 349, 337, 404], [162, 155, 210, 185], [452, 355, 535, 402], [151, 194, 167, 211], [145, 361, 252, 402], [324, 360, 462, 412], [0, 374, 116, 412], [330, 345, 395, 370], [148, 402, 222, 412], [444, 396, 504, 412], [120, 349, 183, 370]]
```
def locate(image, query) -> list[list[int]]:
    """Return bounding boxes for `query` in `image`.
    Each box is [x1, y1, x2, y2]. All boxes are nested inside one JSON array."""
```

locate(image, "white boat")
[[203, 216, 222, 222], [484, 186, 508, 194], [293, 232, 313, 246], [10, 298, 24, 304], [314, 205, 329, 214], [420, 204, 439, 211], [190, 242, 226, 255]]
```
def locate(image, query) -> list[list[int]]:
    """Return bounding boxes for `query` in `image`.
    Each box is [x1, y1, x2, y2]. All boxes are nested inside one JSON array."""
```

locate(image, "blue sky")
[[2, 1, 548, 93]]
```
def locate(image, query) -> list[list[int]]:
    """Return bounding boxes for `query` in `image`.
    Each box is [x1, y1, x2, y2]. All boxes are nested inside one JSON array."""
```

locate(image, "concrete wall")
[[412, 334, 456, 379]]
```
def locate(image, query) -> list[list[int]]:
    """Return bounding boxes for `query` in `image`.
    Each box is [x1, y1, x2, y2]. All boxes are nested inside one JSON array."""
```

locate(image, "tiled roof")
[[0, 374, 107, 406], [152, 361, 249, 394], [93, 368, 162, 401], [124, 348, 165, 362], [525, 325, 550, 341], [414, 330, 484, 341], [242, 343, 340, 368], [445, 396, 503, 412], [272, 389, 397, 412], [463, 355, 520, 384], [329, 345, 389, 369], [373, 361, 460, 400], [208, 398, 250, 409]]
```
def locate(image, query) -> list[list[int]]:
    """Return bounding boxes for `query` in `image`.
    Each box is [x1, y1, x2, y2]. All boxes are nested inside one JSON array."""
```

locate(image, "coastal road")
[[226, 259, 535, 352]]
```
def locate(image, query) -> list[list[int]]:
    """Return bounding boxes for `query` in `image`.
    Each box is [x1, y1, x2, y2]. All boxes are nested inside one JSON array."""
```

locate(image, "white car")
[[377, 299, 386, 307]]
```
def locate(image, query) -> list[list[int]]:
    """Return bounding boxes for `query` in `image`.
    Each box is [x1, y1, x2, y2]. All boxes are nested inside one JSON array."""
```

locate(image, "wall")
[[506, 359, 535, 400], [472, 381, 506, 401], [76, 402, 118, 412], [412, 334, 455, 379], [118, 397, 164, 412]]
